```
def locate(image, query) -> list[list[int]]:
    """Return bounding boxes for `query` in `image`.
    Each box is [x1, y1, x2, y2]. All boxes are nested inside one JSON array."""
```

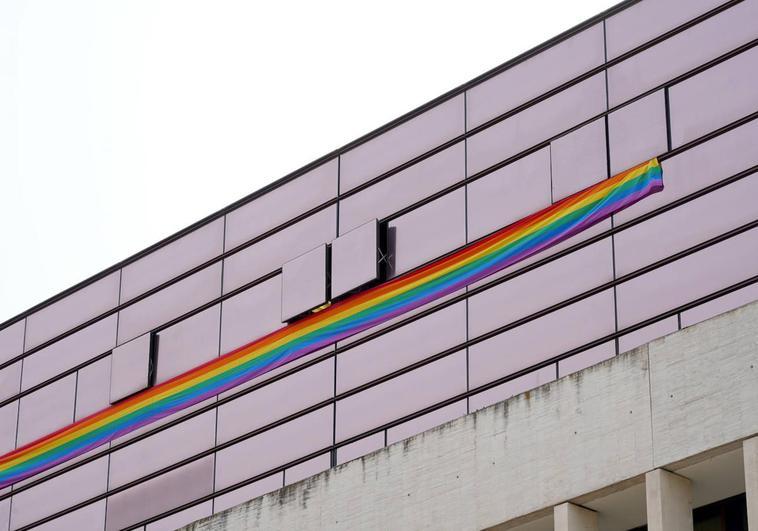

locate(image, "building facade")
[[0, 0, 757, 529]]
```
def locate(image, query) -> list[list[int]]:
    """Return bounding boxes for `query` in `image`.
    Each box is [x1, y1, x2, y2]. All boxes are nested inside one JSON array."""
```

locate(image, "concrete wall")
[[183, 300, 758, 530]]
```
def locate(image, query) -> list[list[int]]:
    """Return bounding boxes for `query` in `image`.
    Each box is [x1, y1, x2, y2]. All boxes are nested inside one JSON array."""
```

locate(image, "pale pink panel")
[[216, 358, 333, 444], [21, 314, 117, 391], [109, 333, 151, 404], [281, 244, 328, 322], [75, 355, 112, 420], [466, 147, 551, 242], [386, 400, 467, 445], [0, 497, 7, 531], [32, 499, 106, 531], [219, 344, 334, 399], [16, 373, 76, 447], [336, 302, 466, 394], [670, 46, 758, 147], [155, 304, 220, 385], [618, 317, 679, 354], [25, 272, 120, 351], [616, 227, 758, 328], [336, 433, 385, 466], [468, 239, 614, 338], [117, 263, 222, 345], [608, 90, 668, 175], [340, 95, 464, 193], [467, 23, 604, 129], [212, 473, 283, 513], [335, 351, 467, 442], [615, 119, 758, 225], [120, 217, 224, 303], [284, 454, 330, 486], [225, 159, 337, 250], [606, 0, 727, 59], [220, 275, 284, 354], [146, 501, 213, 531], [469, 365, 556, 412], [615, 173, 758, 277], [470, 217, 613, 292], [467, 74, 606, 175], [0, 320, 25, 365], [108, 410, 216, 489], [0, 361, 21, 402], [558, 342, 617, 378], [214, 407, 333, 490], [607, 0, 758, 107], [338, 288, 466, 348], [10, 457, 108, 530], [681, 282, 758, 327], [550, 117, 607, 201], [339, 143, 464, 235], [387, 189, 466, 277], [222, 206, 336, 294], [0, 402, 18, 454], [469, 290, 616, 389], [105, 456, 214, 531]]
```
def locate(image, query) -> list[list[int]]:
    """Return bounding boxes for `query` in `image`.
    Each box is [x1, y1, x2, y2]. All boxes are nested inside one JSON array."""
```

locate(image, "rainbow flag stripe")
[[0, 158, 663, 489]]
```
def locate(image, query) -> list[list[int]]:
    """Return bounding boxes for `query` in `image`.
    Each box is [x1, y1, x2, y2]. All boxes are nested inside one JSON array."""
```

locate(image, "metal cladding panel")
[[281, 244, 328, 322], [120, 218, 224, 303], [21, 314, 117, 392], [340, 95, 464, 193], [155, 305, 220, 385], [466, 23, 605, 129], [608, 90, 668, 175], [605, 0, 728, 59], [467, 147, 551, 242], [224, 158, 338, 250], [338, 142, 465, 235], [550, 117, 607, 201], [607, 0, 758, 107], [331, 219, 380, 298], [24, 272, 120, 351], [0, 320, 25, 365], [109, 333, 151, 404], [17, 374, 76, 447], [669, 45, 758, 147], [387, 189, 466, 277]]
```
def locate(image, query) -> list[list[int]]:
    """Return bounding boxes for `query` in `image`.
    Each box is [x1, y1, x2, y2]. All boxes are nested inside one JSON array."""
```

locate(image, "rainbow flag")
[[0, 158, 663, 489]]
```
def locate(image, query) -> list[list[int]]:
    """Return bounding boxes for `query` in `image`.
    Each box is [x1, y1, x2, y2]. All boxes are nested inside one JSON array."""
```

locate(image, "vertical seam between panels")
[[72, 372, 79, 427], [333, 156, 341, 466], [336, 157, 341, 237], [104, 270, 122, 529], [548, 144, 555, 204], [115, 270, 123, 347], [464, 92, 471, 414], [332, 355, 337, 468], [212, 216, 227, 513], [8, 319, 28, 530], [604, 19, 621, 357], [664, 86, 673, 151]]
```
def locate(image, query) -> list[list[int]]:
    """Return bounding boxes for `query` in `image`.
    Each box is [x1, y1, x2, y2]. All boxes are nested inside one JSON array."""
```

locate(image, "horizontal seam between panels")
[[17, 270, 758, 531], [0, 0, 738, 334], [6, 210, 758, 515], [4, 32, 756, 372]]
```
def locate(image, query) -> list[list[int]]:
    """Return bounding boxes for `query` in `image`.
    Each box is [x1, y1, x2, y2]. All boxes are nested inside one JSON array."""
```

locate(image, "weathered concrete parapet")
[[183, 301, 758, 531]]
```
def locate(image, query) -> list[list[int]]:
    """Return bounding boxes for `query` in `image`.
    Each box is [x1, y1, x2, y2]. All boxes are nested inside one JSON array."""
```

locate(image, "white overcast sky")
[[0, 0, 619, 323]]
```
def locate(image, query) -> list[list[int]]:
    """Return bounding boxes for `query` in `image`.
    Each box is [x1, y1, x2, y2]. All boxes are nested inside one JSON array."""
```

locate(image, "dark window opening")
[[628, 492, 748, 531]]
